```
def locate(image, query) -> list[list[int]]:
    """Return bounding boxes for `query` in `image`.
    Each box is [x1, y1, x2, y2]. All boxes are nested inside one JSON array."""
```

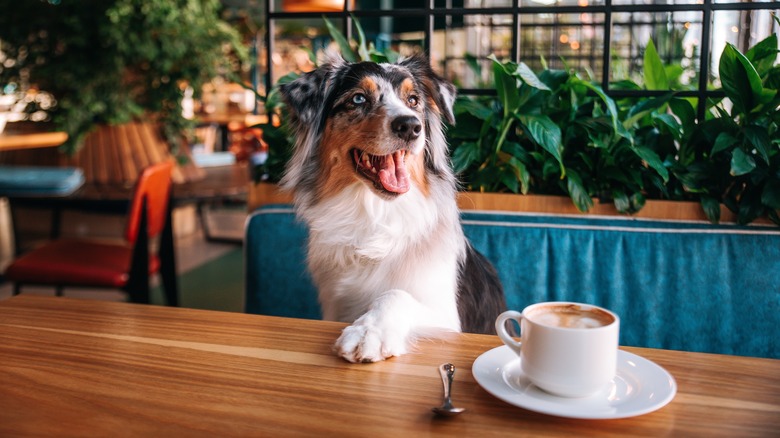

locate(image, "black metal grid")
[[264, 0, 780, 121]]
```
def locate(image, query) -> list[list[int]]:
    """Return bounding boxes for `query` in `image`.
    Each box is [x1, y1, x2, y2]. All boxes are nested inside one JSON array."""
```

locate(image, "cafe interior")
[[0, 0, 778, 436]]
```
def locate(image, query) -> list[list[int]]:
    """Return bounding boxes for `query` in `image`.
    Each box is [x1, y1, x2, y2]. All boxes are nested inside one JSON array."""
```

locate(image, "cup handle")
[[495, 310, 524, 355]]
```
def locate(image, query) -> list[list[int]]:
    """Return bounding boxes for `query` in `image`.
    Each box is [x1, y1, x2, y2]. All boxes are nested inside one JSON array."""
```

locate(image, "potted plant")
[[0, 0, 246, 163], [449, 34, 779, 225]]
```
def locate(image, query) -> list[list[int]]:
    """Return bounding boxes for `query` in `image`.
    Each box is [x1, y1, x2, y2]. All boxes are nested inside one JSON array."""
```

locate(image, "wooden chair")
[[4, 161, 178, 305]]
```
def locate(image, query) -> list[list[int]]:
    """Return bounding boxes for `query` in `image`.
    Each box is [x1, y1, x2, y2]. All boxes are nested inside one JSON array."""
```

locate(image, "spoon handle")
[[438, 363, 456, 405]]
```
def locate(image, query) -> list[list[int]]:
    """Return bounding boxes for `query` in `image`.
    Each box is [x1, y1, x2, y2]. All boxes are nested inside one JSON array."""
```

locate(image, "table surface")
[[0, 131, 67, 151], [1, 296, 778, 437]]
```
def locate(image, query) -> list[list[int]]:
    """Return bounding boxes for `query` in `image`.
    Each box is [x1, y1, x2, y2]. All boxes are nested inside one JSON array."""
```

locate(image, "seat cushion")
[[4, 238, 160, 288]]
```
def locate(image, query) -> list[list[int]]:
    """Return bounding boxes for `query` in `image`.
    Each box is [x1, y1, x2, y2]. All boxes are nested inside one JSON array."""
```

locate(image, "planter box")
[[248, 182, 763, 224]]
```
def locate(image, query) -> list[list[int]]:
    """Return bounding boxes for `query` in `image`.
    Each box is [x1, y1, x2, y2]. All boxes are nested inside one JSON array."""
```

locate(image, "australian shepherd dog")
[[279, 54, 506, 363]]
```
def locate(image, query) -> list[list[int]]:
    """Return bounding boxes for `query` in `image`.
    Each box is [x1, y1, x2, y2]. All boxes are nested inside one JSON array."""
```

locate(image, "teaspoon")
[[432, 363, 465, 416]]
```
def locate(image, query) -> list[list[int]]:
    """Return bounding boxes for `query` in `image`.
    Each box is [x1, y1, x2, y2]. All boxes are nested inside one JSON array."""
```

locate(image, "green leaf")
[[612, 190, 630, 213], [454, 97, 493, 120], [668, 98, 696, 136], [633, 146, 669, 182], [743, 125, 771, 164], [515, 62, 551, 91], [566, 170, 594, 212], [451, 142, 481, 173], [745, 34, 778, 77], [490, 56, 521, 117], [700, 196, 721, 224], [761, 179, 780, 209], [323, 16, 356, 63], [624, 93, 672, 128], [757, 88, 778, 106], [644, 39, 669, 90], [719, 43, 763, 114], [653, 113, 683, 140], [352, 14, 371, 62], [506, 156, 531, 194], [587, 132, 611, 149], [730, 148, 756, 176], [630, 192, 646, 212], [711, 132, 737, 155], [501, 142, 529, 161], [571, 77, 619, 135], [499, 167, 519, 193], [518, 114, 565, 177]]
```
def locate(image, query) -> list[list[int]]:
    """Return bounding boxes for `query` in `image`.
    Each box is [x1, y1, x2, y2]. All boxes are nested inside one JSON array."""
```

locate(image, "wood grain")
[[0, 296, 777, 437]]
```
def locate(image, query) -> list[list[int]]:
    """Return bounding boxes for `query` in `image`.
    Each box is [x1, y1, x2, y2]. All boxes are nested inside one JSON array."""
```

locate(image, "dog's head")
[[279, 54, 456, 202]]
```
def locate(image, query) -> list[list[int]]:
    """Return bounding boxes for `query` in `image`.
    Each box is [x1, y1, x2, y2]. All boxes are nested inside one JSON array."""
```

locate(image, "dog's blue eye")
[[352, 94, 367, 105], [407, 95, 419, 107]]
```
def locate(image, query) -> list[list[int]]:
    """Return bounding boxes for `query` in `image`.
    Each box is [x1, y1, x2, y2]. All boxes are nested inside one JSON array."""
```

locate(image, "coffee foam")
[[528, 304, 614, 329]]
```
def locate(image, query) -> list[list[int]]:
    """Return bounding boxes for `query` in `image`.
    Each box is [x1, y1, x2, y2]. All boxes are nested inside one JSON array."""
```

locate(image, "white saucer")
[[472, 346, 676, 419]]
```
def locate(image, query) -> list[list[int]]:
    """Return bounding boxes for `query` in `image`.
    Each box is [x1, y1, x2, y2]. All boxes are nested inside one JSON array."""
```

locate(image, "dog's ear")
[[279, 55, 346, 128], [279, 55, 347, 194], [399, 54, 457, 125]]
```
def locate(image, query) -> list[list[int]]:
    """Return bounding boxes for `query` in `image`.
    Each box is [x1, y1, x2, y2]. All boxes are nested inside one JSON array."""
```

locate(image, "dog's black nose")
[[391, 116, 422, 142]]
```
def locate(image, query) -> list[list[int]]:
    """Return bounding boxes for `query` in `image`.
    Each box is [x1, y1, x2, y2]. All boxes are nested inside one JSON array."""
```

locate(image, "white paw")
[[334, 320, 408, 363]]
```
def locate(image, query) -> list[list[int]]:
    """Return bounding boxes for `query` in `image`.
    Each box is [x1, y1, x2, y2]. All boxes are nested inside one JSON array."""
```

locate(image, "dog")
[[279, 54, 506, 363]]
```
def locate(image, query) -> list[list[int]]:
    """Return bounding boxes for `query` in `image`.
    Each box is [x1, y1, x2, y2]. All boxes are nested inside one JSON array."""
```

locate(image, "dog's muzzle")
[[352, 148, 410, 195]]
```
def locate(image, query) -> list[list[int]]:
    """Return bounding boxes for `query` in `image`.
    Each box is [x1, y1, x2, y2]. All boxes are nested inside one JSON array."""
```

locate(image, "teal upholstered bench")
[[245, 204, 780, 358]]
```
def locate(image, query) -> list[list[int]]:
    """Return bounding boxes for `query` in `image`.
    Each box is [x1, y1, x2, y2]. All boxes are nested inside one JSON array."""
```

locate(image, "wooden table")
[[0, 296, 777, 437], [0, 131, 67, 151]]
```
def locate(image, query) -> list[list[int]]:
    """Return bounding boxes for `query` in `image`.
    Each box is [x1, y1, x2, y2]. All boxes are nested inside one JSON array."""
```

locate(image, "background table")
[[0, 131, 67, 151], [0, 295, 778, 436]]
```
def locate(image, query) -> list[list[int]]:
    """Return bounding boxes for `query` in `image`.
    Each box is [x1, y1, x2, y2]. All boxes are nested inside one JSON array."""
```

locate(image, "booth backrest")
[[245, 205, 780, 358]]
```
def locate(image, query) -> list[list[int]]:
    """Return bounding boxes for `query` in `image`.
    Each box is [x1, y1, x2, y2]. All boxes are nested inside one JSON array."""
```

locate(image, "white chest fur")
[[300, 183, 464, 327]]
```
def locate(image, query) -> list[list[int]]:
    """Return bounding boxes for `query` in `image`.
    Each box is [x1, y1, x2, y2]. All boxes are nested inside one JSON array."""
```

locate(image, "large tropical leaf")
[[571, 77, 620, 134], [515, 62, 551, 91], [745, 34, 778, 77], [700, 195, 722, 224], [643, 39, 670, 90], [668, 97, 696, 135], [451, 141, 482, 173], [633, 145, 670, 182], [711, 132, 737, 155], [489, 55, 521, 117], [323, 16, 356, 62], [623, 93, 673, 129], [518, 114, 565, 177], [719, 43, 763, 114], [566, 170, 594, 212], [352, 14, 371, 62], [743, 124, 771, 164], [730, 147, 756, 176]]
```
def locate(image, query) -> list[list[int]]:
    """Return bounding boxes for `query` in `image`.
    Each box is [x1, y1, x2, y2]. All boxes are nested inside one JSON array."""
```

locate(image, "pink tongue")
[[378, 151, 410, 194]]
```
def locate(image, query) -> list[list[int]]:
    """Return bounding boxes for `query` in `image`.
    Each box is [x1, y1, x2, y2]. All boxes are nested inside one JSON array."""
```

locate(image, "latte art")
[[529, 305, 614, 329]]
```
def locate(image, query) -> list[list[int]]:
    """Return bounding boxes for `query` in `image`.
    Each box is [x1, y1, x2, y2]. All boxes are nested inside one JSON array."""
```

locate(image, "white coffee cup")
[[495, 302, 620, 398]]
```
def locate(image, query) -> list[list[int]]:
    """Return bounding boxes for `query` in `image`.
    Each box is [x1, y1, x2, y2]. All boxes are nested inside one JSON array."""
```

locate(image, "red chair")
[[4, 161, 178, 305]]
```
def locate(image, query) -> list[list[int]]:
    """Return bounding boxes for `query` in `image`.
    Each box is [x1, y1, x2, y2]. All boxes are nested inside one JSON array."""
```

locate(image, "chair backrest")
[[124, 161, 174, 244]]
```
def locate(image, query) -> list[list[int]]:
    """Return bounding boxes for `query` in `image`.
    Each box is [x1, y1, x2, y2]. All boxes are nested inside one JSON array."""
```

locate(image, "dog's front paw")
[[335, 322, 408, 363]]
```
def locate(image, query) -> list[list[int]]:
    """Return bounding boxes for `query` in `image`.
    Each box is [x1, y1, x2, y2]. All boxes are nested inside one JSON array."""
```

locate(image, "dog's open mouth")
[[352, 148, 410, 195]]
